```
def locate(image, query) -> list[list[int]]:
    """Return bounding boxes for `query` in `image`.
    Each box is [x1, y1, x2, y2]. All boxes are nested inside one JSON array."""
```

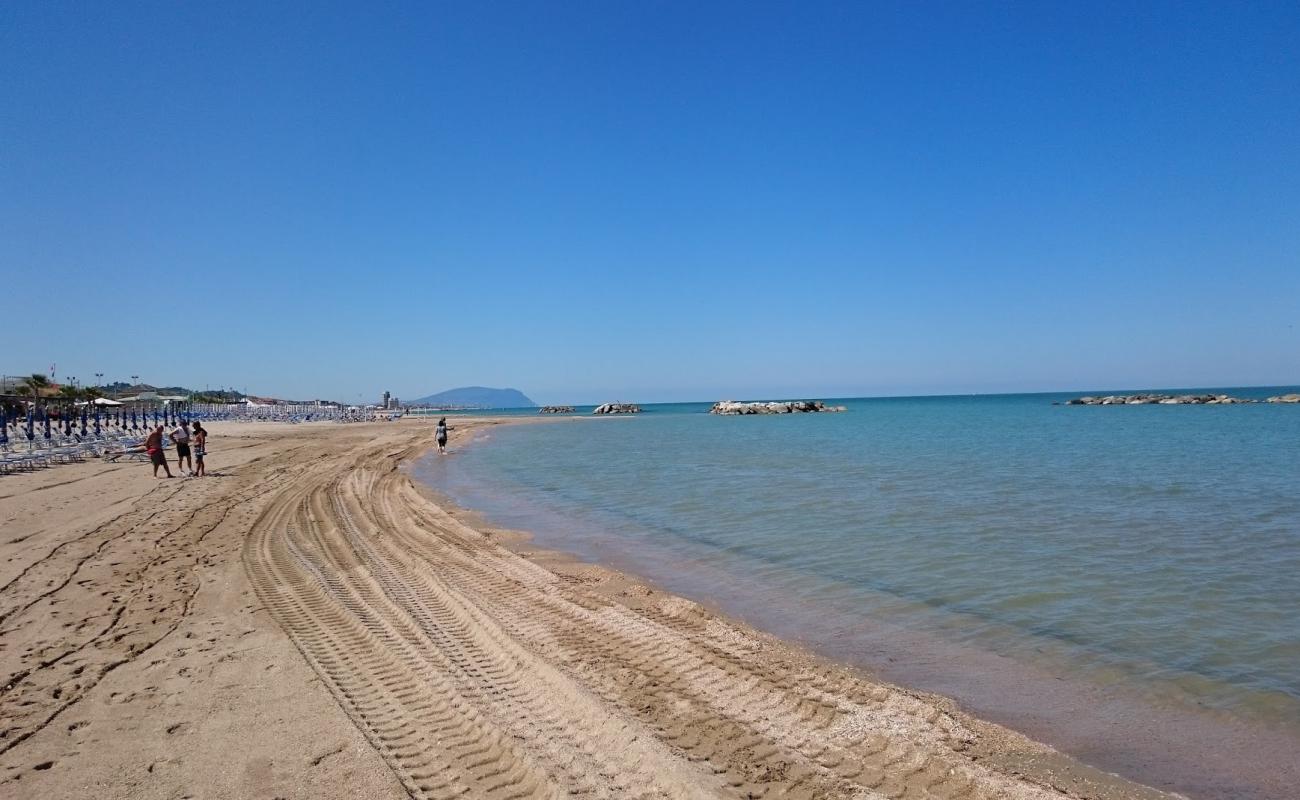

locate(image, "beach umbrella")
[[94, 405, 101, 435], [26, 407, 34, 441], [0, 409, 8, 445], [80, 406, 88, 436], [42, 408, 51, 440], [131, 409, 138, 430], [153, 407, 159, 427]]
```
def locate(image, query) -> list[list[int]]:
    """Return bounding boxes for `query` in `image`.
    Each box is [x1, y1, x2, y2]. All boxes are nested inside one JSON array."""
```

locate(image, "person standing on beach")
[[191, 421, 207, 477], [170, 419, 192, 474], [435, 417, 450, 454], [145, 424, 173, 478]]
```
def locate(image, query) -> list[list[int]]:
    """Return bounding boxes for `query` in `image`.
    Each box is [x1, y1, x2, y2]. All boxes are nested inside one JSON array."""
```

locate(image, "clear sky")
[[3, 1, 1297, 404]]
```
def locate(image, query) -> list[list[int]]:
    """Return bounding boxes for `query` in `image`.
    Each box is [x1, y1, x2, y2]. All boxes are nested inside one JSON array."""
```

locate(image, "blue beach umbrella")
[[80, 406, 88, 435], [42, 408, 51, 440], [26, 407, 35, 441], [94, 405, 101, 435], [131, 409, 138, 430], [0, 409, 8, 445]]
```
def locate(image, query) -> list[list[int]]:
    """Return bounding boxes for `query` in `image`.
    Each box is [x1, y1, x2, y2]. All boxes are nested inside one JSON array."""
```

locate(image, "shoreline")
[[0, 418, 1250, 798], [413, 415, 1300, 800], [407, 419, 1175, 797]]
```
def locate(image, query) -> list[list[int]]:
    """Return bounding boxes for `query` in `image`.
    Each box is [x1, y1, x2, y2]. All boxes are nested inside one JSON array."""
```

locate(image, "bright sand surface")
[[0, 419, 1183, 799]]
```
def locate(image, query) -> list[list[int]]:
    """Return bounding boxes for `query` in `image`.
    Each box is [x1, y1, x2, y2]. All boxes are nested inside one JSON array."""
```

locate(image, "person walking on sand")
[[191, 420, 207, 477], [435, 417, 451, 454], [170, 418, 192, 474], [145, 424, 173, 478]]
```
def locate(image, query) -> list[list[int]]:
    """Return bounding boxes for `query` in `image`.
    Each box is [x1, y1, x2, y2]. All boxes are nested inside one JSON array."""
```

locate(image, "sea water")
[[414, 389, 1300, 798]]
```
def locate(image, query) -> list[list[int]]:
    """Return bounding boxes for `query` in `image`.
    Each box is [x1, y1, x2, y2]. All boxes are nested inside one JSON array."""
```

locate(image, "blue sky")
[[3, 1, 1297, 404]]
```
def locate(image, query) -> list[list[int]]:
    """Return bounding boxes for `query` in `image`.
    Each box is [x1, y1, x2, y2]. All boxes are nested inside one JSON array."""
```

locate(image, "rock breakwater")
[[710, 400, 847, 415], [1067, 393, 1300, 405], [592, 403, 641, 415], [538, 406, 575, 414]]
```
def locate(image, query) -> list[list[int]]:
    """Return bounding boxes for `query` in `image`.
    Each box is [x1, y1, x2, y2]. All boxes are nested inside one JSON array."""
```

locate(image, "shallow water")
[[415, 389, 1300, 798]]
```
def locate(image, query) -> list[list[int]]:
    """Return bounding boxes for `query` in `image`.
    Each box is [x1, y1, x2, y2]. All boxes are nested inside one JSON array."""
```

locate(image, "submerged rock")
[[538, 406, 575, 414], [710, 400, 846, 415]]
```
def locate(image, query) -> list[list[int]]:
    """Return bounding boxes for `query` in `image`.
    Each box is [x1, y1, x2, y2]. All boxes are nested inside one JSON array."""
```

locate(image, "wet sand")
[[1, 419, 1185, 798]]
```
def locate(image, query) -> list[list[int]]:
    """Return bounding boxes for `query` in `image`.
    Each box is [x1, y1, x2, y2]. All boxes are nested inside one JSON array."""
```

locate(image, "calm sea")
[[413, 389, 1300, 799]]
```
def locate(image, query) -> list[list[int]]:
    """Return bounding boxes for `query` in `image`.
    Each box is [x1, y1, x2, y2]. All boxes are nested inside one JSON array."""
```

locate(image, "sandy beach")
[[0, 419, 1181, 799]]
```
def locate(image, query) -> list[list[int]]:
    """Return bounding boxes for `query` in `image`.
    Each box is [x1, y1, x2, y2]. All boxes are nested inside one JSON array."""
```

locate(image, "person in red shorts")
[[144, 424, 173, 478]]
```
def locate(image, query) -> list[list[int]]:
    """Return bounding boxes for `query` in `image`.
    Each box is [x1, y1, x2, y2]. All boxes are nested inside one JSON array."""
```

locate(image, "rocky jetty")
[[1067, 393, 1257, 405], [592, 403, 641, 415], [710, 400, 847, 415], [1267, 393, 1300, 404], [538, 406, 575, 414]]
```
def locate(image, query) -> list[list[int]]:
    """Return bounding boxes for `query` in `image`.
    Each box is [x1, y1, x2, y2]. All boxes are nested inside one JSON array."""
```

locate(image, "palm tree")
[[22, 374, 52, 397]]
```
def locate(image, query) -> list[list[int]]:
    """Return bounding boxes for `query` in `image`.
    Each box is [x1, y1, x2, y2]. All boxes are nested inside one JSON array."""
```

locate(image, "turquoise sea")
[[414, 388, 1300, 799]]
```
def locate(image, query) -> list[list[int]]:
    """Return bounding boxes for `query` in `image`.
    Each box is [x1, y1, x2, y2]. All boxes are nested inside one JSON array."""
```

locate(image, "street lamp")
[[94, 373, 103, 391]]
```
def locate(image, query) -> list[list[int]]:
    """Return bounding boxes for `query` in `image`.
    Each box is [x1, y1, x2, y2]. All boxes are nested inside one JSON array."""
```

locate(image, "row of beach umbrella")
[[0, 403, 193, 449]]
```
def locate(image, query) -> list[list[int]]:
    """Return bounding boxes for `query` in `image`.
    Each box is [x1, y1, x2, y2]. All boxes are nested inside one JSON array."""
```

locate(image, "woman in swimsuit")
[[191, 421, 207, 477], [435, 417, 449, 454]]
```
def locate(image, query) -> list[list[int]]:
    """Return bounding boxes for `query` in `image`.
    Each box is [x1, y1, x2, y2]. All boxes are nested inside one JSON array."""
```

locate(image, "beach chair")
[[0, 448, 37, 473]]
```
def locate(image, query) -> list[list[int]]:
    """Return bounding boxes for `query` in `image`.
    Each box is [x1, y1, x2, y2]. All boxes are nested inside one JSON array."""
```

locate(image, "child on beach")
[[191, 421, 207, 477]]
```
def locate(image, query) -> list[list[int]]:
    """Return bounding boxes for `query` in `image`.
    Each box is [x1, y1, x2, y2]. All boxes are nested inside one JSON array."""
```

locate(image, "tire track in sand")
[[243, 430, 1174, 800]]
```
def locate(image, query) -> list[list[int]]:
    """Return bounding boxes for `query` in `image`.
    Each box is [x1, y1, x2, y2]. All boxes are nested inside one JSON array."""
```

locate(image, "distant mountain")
[[411, 386, 536, 409]]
